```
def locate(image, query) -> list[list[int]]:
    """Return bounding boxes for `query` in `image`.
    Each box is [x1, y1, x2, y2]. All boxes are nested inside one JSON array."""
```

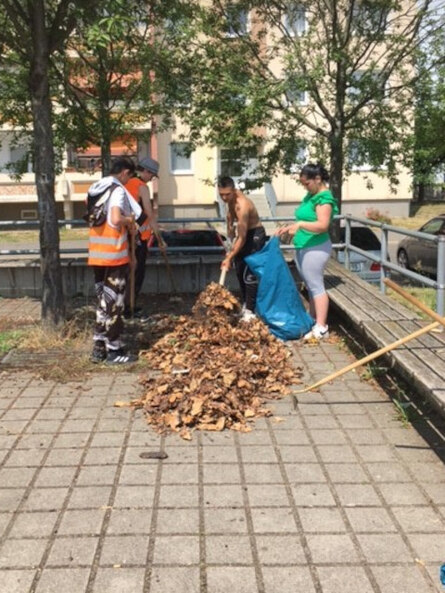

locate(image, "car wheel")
[[397, 249, 409, 270]]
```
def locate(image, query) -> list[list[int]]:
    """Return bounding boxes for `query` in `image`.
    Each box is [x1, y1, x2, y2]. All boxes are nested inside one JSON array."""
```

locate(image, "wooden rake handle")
[[295, 277, 445, 394], [293, 321, 439, 394], [384, 278, 445, 327], [129, 214, 136, 315]]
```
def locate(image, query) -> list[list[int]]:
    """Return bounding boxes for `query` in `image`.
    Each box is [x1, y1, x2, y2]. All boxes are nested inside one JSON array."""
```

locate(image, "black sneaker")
[[90, 342, 106, 363], [106, 349, 138, 365]]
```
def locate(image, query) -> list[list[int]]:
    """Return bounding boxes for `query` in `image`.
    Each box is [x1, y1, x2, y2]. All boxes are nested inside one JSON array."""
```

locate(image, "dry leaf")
[[191, 397, 204, 416]]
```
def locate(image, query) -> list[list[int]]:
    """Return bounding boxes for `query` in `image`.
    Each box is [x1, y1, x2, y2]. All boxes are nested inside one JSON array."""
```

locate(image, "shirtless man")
[[218, 176, 266, 321]]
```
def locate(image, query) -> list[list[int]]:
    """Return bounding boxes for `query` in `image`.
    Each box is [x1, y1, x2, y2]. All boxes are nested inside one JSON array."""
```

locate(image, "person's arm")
[[296, 204, 332, 234], [275, 222, 299, 236], [110, 206, 134, 229], [138, 184, 160, 234], [221, 206, 249, 270], [151, 194, 159, 223]]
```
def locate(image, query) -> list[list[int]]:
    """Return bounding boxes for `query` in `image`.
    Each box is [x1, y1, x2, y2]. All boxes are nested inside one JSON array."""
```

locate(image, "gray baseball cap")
[[138, 156, 159, 175]]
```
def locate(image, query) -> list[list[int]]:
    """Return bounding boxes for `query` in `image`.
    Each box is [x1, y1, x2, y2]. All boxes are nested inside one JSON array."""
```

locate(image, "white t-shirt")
[[107, 186, 131, 228]]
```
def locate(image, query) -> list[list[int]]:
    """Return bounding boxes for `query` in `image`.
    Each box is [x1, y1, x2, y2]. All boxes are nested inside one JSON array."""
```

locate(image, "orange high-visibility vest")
[[88, 220, 129, 267], [125, 177, 152, 241]]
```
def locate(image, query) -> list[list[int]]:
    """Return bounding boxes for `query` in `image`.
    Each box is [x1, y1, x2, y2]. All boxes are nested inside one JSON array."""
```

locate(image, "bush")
[[365, 207, 392, 224]]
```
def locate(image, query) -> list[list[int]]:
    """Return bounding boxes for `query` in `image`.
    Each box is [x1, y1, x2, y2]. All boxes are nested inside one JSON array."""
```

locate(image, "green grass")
[[392, 203, 445, 230], [387, 286, 436, 319], [0, 329, 25, 353], [0, 227, 88, 245]]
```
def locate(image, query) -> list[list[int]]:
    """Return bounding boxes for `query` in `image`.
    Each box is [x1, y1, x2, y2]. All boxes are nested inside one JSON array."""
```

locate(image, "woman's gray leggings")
[[295, 240, 332, 299]]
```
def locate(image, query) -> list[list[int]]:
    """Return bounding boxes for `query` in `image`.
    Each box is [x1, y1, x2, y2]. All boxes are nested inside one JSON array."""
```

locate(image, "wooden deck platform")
[[325, 259, 445, 416]]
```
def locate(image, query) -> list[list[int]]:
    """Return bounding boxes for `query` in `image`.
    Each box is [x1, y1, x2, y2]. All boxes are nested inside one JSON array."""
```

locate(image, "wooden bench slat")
[[326, 260, 417, 321], [323, 258, 445, 416]]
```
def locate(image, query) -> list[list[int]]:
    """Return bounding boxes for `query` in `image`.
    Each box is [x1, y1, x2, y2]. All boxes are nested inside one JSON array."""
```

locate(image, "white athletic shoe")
[[241, 309, 257, 322], [304, 324, 329, 341], [236, 303, 247, 317]]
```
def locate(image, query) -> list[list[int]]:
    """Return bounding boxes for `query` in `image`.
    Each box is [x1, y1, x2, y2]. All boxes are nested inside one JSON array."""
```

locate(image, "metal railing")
[[1, 214, 444, 315], [339, 214, 445, 316]]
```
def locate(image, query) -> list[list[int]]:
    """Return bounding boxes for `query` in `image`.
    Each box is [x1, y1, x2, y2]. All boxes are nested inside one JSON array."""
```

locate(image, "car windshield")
[[339, 227, 381, 250], [420, 218, 445, 235]]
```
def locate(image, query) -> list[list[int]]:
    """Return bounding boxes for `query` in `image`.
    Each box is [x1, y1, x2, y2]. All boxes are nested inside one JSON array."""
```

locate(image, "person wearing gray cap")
[[124, 156, 160, 316]]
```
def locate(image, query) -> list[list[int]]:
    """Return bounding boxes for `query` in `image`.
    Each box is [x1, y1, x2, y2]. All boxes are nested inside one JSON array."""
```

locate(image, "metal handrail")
[[340, 214, 445, 316], [1, 214, 444, 315]]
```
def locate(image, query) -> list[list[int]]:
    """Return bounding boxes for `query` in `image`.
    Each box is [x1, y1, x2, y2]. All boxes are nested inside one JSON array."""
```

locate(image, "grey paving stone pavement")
[[1, 326, 445, 591]]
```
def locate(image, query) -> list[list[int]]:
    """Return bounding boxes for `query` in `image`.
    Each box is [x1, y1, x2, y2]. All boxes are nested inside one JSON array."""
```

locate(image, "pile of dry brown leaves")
[[126, 283, 301, 440]]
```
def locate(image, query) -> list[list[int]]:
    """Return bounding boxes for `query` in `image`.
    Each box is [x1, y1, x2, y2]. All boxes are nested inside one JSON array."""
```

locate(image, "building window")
[[286, 87, 307, 105], [170, 142, 192, 174], [352, 2, 389, 34], [348, 139, 386, 172], [348, 70, 387, 101], [286, 142, 307, 174], [225, 5, 249, 37], [3, 144, 33, 174], [284, 74, 307, 105], [220, 148, 244, 178], [283, 4, 306, 36]]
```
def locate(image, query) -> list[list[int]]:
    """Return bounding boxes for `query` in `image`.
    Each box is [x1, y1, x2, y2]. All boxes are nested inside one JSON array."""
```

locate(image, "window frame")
[[283, 4, 307, 37], [288, 142, 308, 174], [169, 141, 193, 175], [347, 69, 389, 103], [347, 138, 387, 173], [224, 5, 250, 38]]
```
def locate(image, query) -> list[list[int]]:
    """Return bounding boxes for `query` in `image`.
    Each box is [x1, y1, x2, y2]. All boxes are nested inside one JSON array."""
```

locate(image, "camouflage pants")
[[93, 264, 128, 351]]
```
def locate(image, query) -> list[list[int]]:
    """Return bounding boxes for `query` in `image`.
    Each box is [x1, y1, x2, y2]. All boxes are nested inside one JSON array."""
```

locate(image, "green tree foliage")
[[55, 0, 203, 173], [0, 0, 104, 324], [413, 25, 445, 198], [176, 0, 441, 214]]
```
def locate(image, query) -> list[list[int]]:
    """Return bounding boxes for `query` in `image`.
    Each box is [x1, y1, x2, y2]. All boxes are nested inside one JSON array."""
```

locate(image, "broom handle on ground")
[[154, 229, 177, 293], [293, 321, 439, 394]]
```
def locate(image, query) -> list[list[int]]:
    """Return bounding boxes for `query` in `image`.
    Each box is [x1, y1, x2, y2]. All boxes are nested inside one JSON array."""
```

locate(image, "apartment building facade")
[[0, 1, 416, 222]]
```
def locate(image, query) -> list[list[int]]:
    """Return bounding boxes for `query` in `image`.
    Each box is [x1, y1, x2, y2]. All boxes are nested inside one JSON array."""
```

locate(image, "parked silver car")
[[397, 215, 445, 277], [336, 226, 383, 284]]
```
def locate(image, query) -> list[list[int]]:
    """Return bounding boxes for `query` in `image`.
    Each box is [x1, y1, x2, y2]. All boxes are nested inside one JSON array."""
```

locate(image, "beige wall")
[[157, 127, 218, 208]]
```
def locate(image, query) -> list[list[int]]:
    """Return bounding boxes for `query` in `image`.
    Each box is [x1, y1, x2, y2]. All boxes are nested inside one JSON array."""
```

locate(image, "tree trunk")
[[328, 127, 344, 244], [29, 1, 65, 325], [98, 63, 113, 174], [417, 182, 425, 203], [101, 138, 112, 175]]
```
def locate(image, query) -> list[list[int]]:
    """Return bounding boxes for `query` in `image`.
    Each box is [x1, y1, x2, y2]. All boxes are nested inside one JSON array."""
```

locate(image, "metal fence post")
[[380, 225, 388, 295], [437, 236, 445, 316], [344, 216, 351, 270]]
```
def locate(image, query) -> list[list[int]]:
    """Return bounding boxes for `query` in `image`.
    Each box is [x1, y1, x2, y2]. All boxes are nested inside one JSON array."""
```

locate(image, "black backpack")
[[83, 183, 119, 227]]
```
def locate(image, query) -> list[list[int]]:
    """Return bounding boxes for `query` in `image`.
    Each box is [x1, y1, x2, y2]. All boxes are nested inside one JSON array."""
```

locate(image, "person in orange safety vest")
[[124, 156, 160, 315], [88, 157, 147, 365]]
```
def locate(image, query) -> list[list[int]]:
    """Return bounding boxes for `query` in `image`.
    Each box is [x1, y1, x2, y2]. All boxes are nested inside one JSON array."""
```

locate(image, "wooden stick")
[[154, 229, 178, 294], [384, 278, 445, 327], [129, 214, 136, 316], [219, 268, 227, 286], [294, 321, 439, 394]]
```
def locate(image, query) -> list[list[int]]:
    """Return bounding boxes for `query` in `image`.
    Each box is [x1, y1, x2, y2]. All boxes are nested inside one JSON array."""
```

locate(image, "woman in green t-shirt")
[[276, 163, 339, 340]]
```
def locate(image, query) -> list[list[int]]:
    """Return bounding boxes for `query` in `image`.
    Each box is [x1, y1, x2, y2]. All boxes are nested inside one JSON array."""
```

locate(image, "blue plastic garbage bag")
[[244, 236, 314, 340]]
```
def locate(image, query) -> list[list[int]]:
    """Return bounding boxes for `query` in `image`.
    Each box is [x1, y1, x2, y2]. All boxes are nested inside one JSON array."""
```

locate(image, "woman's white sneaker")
[[304, 324, 329, 341], [241, 309, 256, 322]]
